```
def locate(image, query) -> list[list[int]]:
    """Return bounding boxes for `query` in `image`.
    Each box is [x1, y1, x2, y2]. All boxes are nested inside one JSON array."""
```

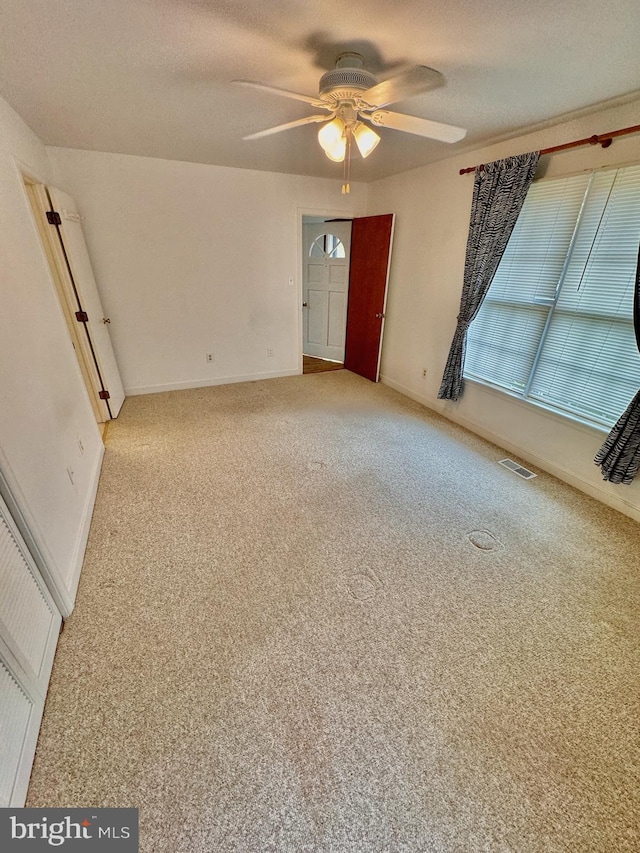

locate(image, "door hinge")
[[99, 390, 111, 400], [46, 210, 62, 225], [75, 310, 89, 323]]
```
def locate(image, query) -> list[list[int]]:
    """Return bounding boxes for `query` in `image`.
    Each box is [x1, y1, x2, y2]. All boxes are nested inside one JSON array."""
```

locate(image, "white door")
[[303, 221, 352, 362], [47, 187, 125, 418], [0, 492, 61, 806]]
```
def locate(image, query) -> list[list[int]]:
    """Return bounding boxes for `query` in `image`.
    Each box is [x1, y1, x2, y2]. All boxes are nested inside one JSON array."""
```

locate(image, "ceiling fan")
[[234, 52, 466, 192]]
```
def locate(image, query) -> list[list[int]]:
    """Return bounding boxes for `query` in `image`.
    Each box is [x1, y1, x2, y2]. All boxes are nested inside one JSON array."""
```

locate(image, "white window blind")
[[465, 163, 640, 428]]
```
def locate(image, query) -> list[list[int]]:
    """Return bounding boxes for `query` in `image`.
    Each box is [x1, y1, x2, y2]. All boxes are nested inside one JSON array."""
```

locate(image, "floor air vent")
[[498, 458, 537, 480]]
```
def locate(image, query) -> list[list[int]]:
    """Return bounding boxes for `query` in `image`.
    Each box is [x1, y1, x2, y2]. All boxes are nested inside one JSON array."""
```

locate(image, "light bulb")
[[353, 123, 380, 158], [324, 137, 346, 162], [318, 117, 344, 152]]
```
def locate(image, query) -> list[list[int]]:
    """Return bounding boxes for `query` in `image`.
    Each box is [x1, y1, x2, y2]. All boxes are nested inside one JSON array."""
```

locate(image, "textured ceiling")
[[0, 0, 638, 182]]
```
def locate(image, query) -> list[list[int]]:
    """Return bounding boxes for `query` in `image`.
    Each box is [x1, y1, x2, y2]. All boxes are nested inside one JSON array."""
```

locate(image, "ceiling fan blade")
[[359, 66, 443, 108], [367, 110, 467, 143], [243, 115, 330, 141], [232, 80, 329, 109]]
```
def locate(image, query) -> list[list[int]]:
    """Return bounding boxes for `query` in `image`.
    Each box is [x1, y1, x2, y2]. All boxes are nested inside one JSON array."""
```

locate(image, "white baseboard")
[[125, 368, 300, 396], [380, 374, 640, 524], [63, 441, 105, 612]]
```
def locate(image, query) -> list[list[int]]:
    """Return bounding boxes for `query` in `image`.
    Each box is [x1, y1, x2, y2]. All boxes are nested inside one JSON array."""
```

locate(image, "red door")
[[344, 214, 395, 382]]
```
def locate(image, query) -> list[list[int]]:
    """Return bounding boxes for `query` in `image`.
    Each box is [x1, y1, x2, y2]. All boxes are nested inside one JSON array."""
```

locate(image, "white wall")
[[368, 97, 640, 521], [0, 97, 104, 614], [46, 149, 368, 395]]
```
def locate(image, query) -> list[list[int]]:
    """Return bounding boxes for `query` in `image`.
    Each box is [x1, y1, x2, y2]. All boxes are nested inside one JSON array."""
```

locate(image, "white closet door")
[[0, 495, 61, 806], [47, 186, 125, 417], [0, 658, 37, 806]]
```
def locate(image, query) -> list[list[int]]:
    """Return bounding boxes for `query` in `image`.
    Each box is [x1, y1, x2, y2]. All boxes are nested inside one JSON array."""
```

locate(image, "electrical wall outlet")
[[77, 436, 85, 455], [267, 347, 274, 357], [66, 466, 75, 485], [206, 352, 214, 363], [422, 368, 427, 378]]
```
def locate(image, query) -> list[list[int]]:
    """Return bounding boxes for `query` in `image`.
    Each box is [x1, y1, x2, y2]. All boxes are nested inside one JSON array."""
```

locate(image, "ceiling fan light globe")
[[354, 123, 380, 158], [318, 117, 344, 152], [324, 137, 346, 162]]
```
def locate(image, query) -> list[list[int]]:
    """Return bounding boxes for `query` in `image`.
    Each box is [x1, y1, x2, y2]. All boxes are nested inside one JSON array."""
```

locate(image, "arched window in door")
[[309, 233, 346, 259]]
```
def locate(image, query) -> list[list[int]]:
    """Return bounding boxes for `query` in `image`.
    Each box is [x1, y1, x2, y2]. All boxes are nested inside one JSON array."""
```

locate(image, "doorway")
[[23, 178, 125, 423], [300, 212, 395, 382]]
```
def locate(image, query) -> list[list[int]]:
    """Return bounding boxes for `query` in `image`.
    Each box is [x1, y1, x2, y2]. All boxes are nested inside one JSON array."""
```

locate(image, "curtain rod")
[[458, 123, 640, 175]]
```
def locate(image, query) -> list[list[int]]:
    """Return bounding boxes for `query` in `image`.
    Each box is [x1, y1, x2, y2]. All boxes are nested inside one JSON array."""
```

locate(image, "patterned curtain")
[[594, 243, 640, 484], [438, 152, 540, 401]]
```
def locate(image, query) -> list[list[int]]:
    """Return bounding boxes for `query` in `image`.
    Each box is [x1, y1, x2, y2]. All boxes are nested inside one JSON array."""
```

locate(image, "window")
[[464, 163, 640, 428], [309, 233, 346, 259]]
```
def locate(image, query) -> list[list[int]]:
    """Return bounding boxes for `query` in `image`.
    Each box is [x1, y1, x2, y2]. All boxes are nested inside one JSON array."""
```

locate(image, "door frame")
[[296, 205, 364, 374]]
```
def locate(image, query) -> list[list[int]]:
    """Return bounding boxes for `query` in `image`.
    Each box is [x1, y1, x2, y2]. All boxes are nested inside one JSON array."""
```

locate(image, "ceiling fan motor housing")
[[319, 68, 377, 98]]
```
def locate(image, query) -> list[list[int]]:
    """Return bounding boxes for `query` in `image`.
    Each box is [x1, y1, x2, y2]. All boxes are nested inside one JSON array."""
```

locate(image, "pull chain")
[[342, 131, 352, 194]]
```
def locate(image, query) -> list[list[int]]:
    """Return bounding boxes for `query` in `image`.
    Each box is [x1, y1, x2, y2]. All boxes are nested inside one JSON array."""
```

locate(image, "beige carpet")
[[27, 371, 639, 851]]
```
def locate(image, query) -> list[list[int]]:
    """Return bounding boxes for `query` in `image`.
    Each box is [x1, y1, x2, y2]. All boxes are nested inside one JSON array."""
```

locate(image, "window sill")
[[462, 375, 610, 438]]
